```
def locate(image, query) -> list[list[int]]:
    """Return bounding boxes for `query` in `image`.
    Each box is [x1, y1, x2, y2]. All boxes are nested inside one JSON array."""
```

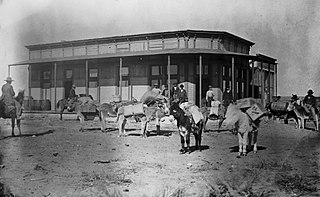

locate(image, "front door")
[[64, 81, 73, 99]]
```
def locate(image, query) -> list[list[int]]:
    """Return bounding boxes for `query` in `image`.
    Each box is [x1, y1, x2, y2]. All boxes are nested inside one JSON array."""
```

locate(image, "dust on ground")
[[0, 113, 319, 197]]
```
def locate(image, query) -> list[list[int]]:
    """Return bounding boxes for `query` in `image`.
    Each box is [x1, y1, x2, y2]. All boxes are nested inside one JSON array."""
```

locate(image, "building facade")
[[10, 30, 277, 110]]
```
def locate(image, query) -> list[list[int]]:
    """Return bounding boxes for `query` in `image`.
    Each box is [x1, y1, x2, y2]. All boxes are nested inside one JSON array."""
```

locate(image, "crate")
[[123, 103, 144, 117], [237, 98, 257, 109], [246, 103, 267, 121]]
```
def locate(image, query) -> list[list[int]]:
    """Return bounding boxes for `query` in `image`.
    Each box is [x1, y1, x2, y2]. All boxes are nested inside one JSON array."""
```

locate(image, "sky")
[[0, 0, 320, 96]]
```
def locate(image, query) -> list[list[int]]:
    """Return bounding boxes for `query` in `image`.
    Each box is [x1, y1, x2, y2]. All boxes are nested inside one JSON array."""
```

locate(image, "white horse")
[[222, 103, 259, 157]]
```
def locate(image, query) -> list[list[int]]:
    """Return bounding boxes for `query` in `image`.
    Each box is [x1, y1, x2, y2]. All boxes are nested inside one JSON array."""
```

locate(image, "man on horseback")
[[303, 89, 317, 124], [0, 77, 22, 120]]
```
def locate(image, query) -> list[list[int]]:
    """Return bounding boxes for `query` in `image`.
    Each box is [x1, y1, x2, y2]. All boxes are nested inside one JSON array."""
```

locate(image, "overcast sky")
[[0, 0, 319, 96]]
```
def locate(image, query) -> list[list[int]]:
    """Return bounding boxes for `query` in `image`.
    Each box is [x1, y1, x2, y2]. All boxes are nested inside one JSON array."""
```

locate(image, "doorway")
[[64, 81, 73, 99]]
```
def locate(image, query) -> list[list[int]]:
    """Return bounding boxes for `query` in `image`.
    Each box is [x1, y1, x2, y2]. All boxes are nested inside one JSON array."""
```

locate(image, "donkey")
[[222, 103, 258, 157], [169, 101, 206, 154]]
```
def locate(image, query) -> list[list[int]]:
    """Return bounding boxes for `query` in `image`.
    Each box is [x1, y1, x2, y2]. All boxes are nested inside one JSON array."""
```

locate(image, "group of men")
[[151, 83, 187, 104], [206, 85, 233, 108]]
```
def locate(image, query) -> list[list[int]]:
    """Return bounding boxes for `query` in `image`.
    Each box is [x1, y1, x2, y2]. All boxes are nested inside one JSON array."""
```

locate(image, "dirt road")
[[0, 113, 319, 196]]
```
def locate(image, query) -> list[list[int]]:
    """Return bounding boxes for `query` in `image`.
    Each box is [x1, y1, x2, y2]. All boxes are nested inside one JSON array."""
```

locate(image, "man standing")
[[303, 89, 318, 131], [178, 84, 188, 104], [0, 77, 22, 120], [206, 85, 214, 107], [171, 82, 179, 101], [222, 86, 233, 108]]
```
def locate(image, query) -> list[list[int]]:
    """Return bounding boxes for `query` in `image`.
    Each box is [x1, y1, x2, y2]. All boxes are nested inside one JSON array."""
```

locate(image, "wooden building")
[[9, 30, 277, 110]]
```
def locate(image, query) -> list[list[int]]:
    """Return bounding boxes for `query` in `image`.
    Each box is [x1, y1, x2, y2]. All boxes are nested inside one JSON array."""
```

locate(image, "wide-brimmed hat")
[[291, 94, 298, 100], [4, 77, 13, 82], [307, 89, 314, 94]]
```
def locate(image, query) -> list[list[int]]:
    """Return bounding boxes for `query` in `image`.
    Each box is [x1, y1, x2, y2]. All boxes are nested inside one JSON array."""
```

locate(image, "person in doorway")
[[206, 85, 215, 107], [177, 84, 188, 104], [171, 82, 179, 101], [152, 83, 162, 95], [0, 77, 22, 119], [222, 86, 233, 108]]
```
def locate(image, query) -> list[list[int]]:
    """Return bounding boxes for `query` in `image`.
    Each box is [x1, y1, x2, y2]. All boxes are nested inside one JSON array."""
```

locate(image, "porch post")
[[251, 60, 254, 98], [199, 55, 202, 107], [119, 57, 122, 99], [275, 63, 278, 96], [268, 63, 271, 103], [7, 65, 10, 77], [54, 62, 57, 111], [167, 55, 171, 103], [260, 61, 264, 106], [231, 56, 235, 100], [85, 60, 89, 96]]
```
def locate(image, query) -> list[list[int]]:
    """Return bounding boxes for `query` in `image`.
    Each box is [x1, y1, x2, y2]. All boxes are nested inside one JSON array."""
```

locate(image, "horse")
[[287, 99, 319, 131], [169, 101, 206, 154], [222, 103, 258, 157], [0, 90, 25, 136], [116, 98, 169, 138]]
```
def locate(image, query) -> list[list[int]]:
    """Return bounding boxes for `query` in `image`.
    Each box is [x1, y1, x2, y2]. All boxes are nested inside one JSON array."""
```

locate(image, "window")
[[65, 70, 73, 79], [229, 67, 232, 77], [121, 67, 129, 76], [43, 71, 51, 80], [152, 65, 161, 76], [169, 65, 178, 75], [222, 66, 226, 76], [196, 65, 208, 75], [89, 68, 98, 78]]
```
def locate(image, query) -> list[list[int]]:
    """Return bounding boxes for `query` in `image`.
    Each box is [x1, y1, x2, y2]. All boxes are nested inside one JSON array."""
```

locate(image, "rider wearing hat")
[[303, 89, 317, 123], [0, 77, 22, 119]]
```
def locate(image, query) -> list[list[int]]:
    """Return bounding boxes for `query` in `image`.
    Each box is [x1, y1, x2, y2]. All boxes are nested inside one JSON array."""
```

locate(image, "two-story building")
[[9, 29, 277, 110]]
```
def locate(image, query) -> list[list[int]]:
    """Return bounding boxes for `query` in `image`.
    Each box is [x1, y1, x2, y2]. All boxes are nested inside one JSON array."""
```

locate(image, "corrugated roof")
[[10, 48, 256, 66]]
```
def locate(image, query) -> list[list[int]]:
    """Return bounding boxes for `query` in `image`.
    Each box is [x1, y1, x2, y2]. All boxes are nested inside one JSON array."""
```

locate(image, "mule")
[[0, 90, 24, 136], [65, 97, 117, 132], [169, 101, 206, 154], [56, 98, 70, 120], [222, 103, 258, 157], [117, 99, 169, 138], [287, 99, 319, 131]]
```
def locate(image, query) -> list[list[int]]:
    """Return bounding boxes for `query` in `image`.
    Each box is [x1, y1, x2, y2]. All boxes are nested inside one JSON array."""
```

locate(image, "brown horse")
[[0, 90, 24, 136]]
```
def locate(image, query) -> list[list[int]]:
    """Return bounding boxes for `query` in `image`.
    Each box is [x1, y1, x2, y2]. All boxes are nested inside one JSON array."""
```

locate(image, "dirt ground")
[[0, 112, 319, 197]]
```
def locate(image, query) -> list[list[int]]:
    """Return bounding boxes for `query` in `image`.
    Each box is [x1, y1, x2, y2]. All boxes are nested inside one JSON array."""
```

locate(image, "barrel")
[[33, 100, 42, 111], [270, 101, 288, 112], [41, 100, 51, 111]]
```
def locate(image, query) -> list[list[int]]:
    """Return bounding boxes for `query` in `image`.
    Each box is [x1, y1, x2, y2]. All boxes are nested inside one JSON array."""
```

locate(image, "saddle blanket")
[[180, 102, 203, 124]]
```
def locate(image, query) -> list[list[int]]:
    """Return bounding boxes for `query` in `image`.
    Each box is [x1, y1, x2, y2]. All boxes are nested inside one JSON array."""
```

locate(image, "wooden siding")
[[52, 48, 63, 58], [116, 43, 130, 53], [41, 49, 51, 58], [99, 44, 116, 54], [149, 39, 163, 50], [30, 50, 41, 59], [164, 38, 179, 49], [74, 46, 86, 56], [64, 47, 73, 57], [87, 45, 99, 55], [131, 41, 146, 52], [195, 38, 211, 49]]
